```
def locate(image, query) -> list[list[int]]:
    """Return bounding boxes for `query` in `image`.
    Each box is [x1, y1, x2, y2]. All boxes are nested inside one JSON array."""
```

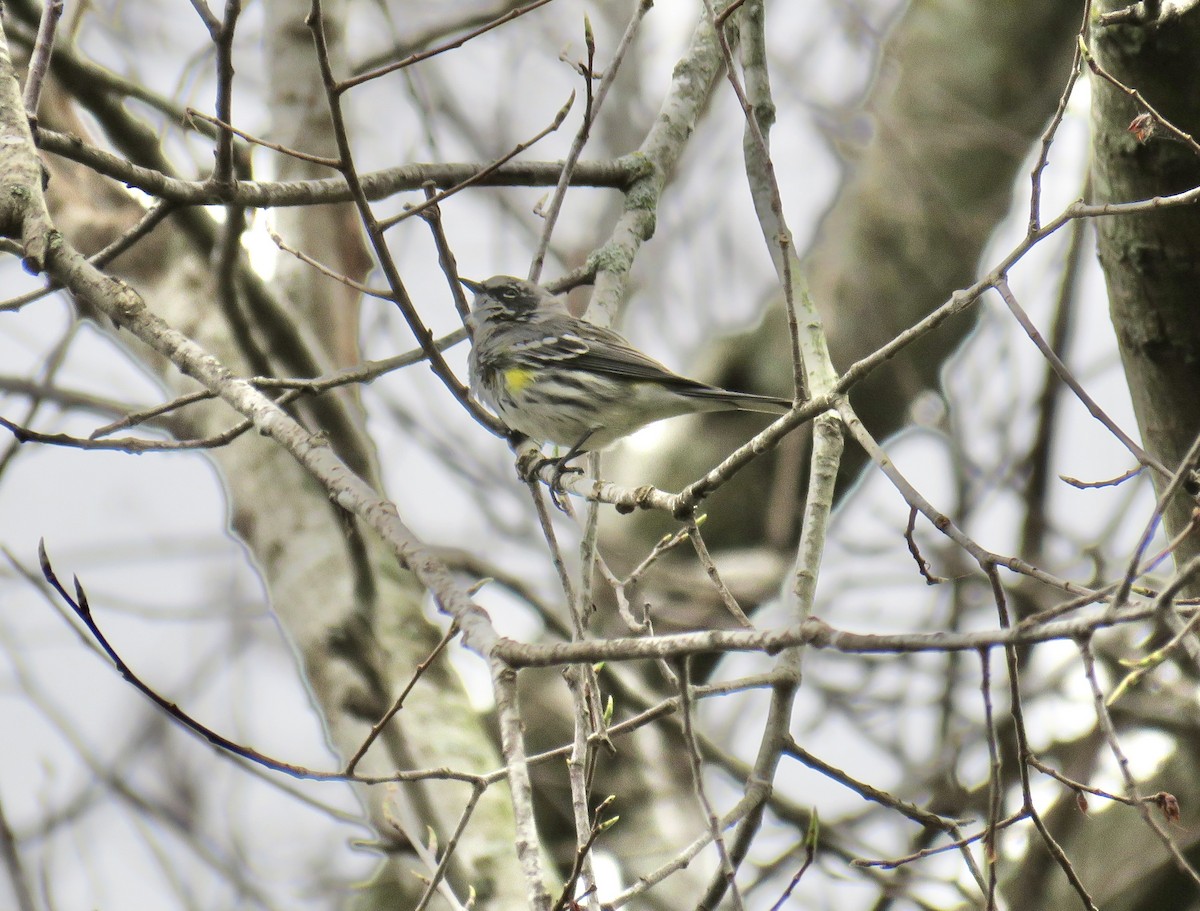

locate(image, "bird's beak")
[[459, 277, 485, 294]]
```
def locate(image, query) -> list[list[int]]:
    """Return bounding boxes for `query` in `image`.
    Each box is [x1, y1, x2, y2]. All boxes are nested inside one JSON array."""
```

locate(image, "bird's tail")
[[677, 386, 792, 415]]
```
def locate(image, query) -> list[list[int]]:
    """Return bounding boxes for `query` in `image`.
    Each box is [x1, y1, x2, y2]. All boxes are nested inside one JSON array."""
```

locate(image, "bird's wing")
[[527, 320, 712, 390]]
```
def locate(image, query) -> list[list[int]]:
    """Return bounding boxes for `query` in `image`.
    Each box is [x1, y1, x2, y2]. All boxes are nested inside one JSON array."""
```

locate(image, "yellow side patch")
[[504, 367, 536, 394]]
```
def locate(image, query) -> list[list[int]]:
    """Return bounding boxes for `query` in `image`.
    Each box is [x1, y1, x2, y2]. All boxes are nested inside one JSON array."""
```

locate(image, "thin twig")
[[187, 0, 221, 34], [994, 277, 1164, 475], [417, 183, 472, 325], [1026, 754, 1136, 808], [343, 623, 459, 774], [1021, 186, 1089, 557], [0, 200, 178, 314], [1027, 0, 1091, 233], [1111, 429, 1200, 613], [0, 411, 271, 452], [267, 225, 393, 299], [35, 542, 487, 786], [685, 515, 753, 628], [1060, 466, 1144, 489], [187, 108, 341, 168], [88, 331, 468, 439], [979, 648, 1001, 904], [305, 0, 505, 438], [709, 0, 808, 401], [1078, 637, 1200, 888], [380, 93, 575, 232], [413, 783, 488, 911], [1079, 35, 1200, 156], [528, 1, 651, 283], [596, 526, 693, 634], [338, 0, 559, 93], [677, 658, 746, 911], [21, 0, 63, 123], [987, 568, 1098, 911], [1108, 552, 1200, 702], [905, 506, 949, 584], [767, 812, 817, 911], [529, 479, 577, 613], [551, 795, 615, 911], [210, 0, 242, 185], [604, 789, 763, 908], [563, 665, 601, 911], [854, 811, 1029, 870], [491, 665, 554, 910]]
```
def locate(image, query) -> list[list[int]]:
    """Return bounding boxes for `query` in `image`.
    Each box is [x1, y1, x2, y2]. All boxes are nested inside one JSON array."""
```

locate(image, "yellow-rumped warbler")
[[462, 275, 791, 455]]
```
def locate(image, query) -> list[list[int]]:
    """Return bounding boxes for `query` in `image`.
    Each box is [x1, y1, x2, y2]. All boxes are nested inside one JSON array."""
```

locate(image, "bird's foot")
[[516, 451, 583, 512]]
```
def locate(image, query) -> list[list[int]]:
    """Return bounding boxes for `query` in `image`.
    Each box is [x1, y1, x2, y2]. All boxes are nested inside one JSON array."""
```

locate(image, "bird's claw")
[[516, 452, 582, 512], [548, 460, 584, 513]]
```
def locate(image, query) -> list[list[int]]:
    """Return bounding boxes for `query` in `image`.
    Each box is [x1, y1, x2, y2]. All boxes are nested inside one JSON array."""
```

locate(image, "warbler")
[[462, 275, 792, 456]]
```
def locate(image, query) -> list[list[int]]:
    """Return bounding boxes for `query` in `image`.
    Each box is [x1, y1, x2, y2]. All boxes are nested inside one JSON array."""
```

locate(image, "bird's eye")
[[501, 288, 517, 299]]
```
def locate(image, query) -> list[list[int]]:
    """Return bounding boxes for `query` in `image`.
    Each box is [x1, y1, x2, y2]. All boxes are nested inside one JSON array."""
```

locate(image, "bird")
[[462, 275, 791, 461]]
